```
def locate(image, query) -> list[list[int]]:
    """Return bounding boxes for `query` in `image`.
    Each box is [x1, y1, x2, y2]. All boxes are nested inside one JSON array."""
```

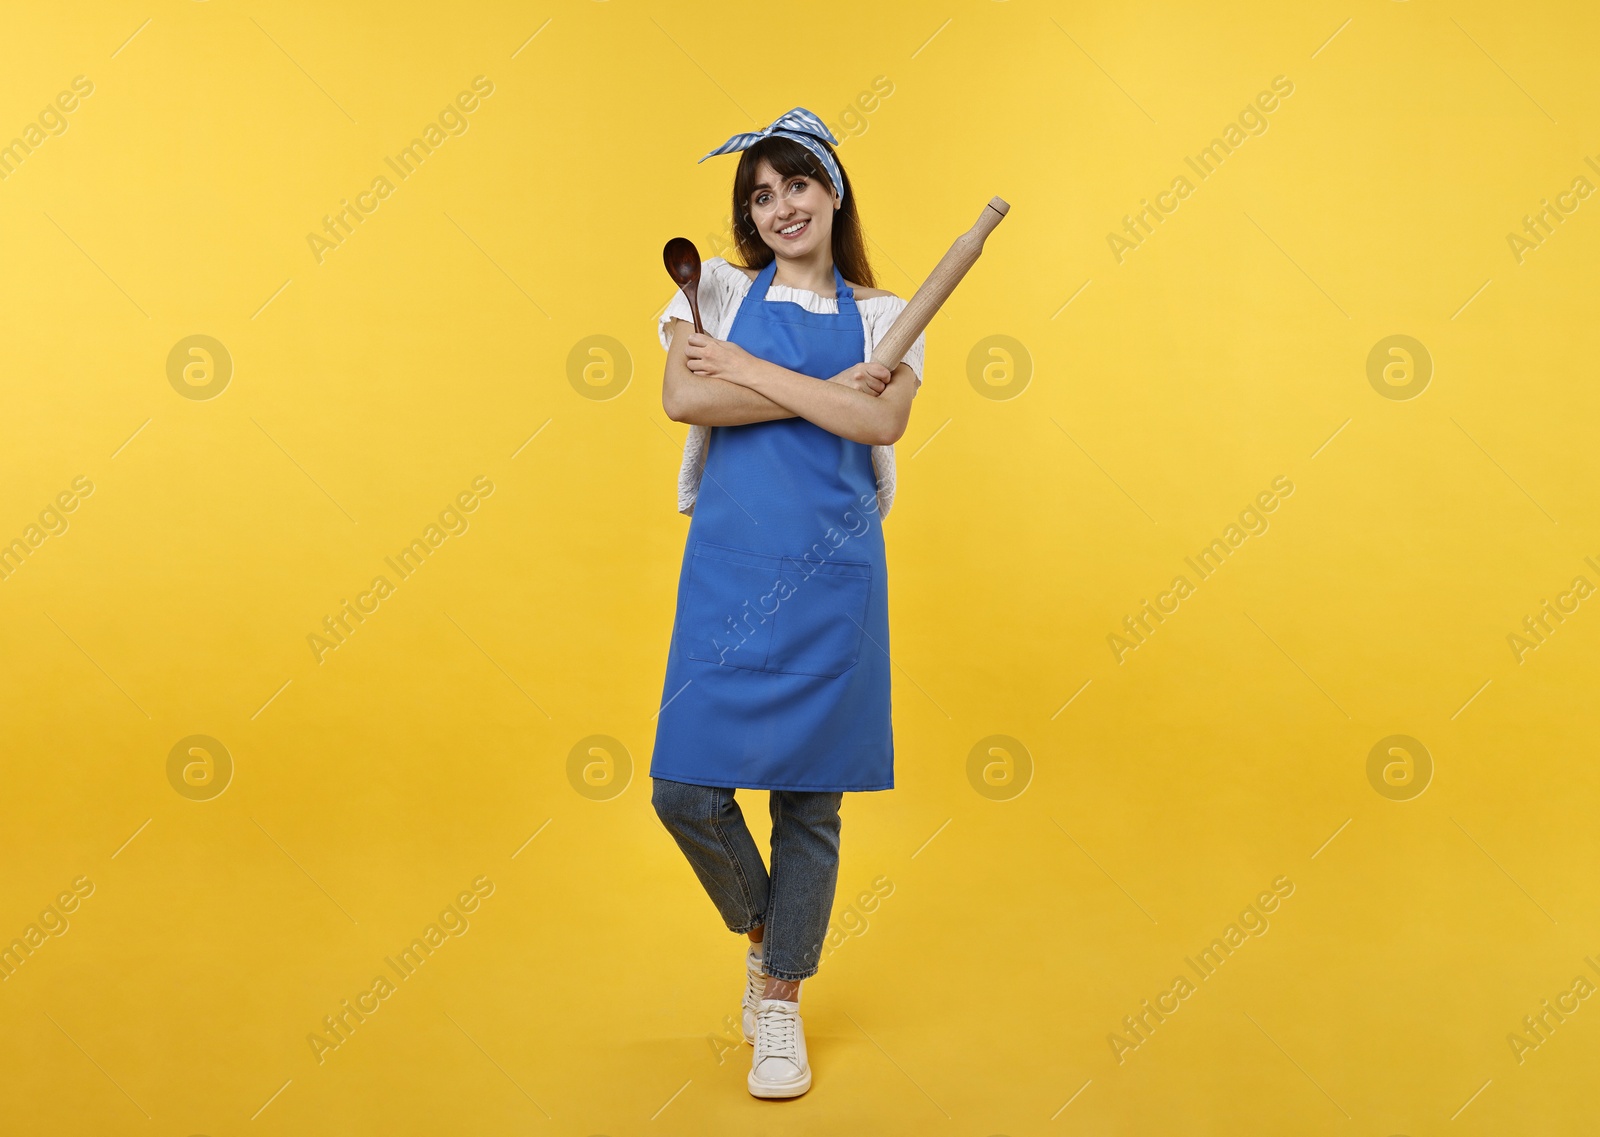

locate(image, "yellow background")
[[2, 0, 1597, 1133]]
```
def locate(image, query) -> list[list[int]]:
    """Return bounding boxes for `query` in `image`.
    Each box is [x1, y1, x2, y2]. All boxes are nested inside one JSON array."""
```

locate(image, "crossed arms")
[[659, 318, 916, 447]]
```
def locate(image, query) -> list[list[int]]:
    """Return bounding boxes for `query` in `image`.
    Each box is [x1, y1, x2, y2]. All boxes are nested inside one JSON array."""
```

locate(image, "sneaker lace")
[[755, 1002, 798, 1059]]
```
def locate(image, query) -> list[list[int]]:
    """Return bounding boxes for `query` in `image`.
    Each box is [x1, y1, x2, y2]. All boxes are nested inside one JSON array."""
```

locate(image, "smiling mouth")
[[777, 219, 809, 239]]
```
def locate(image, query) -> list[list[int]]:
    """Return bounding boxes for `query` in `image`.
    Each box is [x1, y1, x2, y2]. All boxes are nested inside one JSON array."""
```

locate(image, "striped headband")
[[698, 107, 845, 206]]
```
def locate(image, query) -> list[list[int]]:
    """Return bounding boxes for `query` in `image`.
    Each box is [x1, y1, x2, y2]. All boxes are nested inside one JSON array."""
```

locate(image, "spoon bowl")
[[663, 237, 706, 335]]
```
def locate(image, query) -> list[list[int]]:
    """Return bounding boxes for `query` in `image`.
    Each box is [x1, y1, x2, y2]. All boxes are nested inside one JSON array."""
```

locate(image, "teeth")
[[779, 221, 807, 235]]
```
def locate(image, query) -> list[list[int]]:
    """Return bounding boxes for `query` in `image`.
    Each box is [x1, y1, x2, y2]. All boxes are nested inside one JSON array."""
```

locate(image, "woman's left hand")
[[684, 333, 757, 386]]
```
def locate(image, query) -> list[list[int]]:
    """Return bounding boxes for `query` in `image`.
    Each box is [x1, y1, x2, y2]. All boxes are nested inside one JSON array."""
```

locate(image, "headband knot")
[[698, 107, 845, 206]]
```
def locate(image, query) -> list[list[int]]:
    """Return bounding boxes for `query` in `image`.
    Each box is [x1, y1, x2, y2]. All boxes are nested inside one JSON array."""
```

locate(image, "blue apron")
[[650, 258, 893, 792]]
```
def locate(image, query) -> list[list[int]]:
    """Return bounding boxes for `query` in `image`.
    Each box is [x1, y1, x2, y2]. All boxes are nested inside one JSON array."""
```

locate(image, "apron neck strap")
[[750, 258, 854, 307]]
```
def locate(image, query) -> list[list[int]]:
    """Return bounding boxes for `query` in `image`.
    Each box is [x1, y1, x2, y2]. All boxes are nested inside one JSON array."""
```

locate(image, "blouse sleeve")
[[865, 296, 927, 394], [657, 257, 734, 349]]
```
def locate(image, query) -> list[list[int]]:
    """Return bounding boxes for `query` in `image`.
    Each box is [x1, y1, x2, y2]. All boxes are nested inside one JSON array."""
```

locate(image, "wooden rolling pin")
[[869, 196, 1010, 368]]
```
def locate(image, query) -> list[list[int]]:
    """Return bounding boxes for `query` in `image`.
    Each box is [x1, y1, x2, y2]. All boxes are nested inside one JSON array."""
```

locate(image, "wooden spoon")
[[662, 237, 705, 335]]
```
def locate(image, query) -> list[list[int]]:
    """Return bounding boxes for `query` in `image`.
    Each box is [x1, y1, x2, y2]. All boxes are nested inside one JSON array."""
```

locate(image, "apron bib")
[[650, 259, 893, 792]]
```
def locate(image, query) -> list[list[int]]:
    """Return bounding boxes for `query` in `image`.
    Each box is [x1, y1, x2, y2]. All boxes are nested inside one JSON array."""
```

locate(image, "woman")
[[649, 107, 925, 1100]]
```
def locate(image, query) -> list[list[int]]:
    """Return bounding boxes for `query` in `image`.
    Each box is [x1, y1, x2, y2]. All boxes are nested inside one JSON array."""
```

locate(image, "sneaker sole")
[[747, 1066, 812, 1098]]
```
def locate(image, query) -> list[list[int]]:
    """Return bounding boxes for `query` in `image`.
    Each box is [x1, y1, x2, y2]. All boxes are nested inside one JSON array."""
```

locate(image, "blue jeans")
[[651, 777, 843, 982]]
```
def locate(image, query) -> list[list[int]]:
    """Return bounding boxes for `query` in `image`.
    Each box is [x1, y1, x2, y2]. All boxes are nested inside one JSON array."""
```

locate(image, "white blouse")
[[656, 257, 926, 519]]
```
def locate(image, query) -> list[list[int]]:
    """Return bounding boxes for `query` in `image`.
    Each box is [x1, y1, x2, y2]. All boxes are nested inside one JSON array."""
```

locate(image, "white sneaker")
[[741, 945, 765, 1045], [748, 998, 811, 1098]]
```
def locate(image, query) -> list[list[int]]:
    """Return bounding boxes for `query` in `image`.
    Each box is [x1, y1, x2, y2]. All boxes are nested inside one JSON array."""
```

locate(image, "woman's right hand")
[[829, 361, 892, 396]]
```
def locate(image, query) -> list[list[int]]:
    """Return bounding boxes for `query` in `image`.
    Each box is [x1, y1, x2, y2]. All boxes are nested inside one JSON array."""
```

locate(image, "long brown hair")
[[728, 136, 876, 289]]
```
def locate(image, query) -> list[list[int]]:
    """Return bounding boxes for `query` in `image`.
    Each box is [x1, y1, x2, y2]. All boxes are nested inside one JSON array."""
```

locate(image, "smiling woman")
[[647, 107, 932, 1103], [728, 130, 877, 291], [661, 128, 926, 516]]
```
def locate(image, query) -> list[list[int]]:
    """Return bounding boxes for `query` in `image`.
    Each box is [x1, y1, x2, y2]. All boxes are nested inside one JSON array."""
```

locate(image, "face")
[[746, 157, 838, 258]]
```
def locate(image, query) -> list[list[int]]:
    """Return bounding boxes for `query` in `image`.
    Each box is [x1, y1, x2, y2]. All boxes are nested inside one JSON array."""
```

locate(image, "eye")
[[791, 179, 807, 192]]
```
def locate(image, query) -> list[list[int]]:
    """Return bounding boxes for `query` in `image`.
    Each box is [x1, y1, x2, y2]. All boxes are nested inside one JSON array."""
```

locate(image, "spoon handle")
[[680, 283, 705, 335]]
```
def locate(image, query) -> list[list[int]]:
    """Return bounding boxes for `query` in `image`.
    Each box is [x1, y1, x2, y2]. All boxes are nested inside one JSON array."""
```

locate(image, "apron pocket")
[[767, 556, 872, 677], [679, 541, 873, 678], [680, 541, 783, 670]]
